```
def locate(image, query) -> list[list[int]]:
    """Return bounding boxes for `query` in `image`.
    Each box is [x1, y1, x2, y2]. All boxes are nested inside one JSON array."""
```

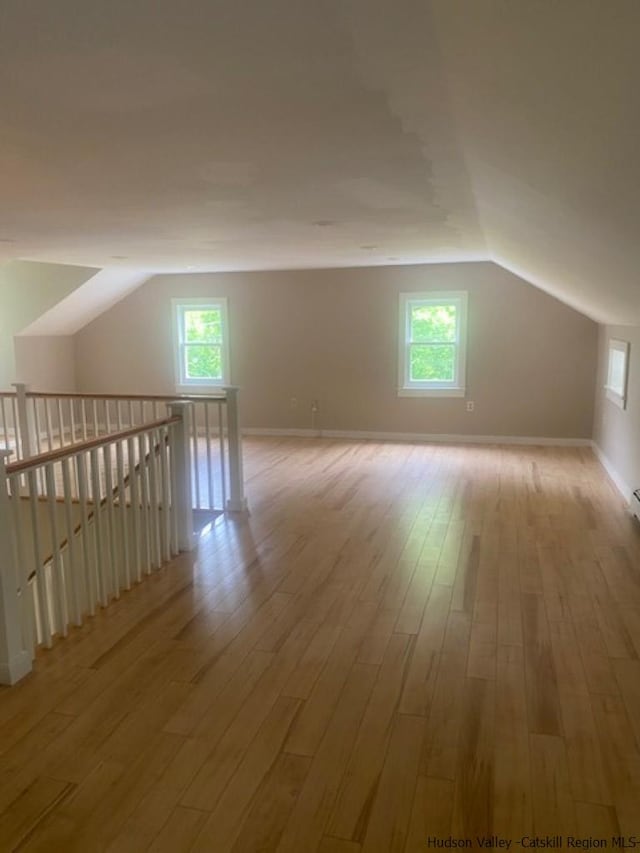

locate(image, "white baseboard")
[[242, 426, 592, 447], [591, 441, 632, 504]]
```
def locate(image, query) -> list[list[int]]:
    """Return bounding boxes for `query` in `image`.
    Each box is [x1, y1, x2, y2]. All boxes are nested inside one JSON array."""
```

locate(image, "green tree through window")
[[409, 304, 456, 382], [184, 309, 223, 380]]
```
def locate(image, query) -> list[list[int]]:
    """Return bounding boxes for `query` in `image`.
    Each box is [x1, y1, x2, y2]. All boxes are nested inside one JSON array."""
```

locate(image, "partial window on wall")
[[173, 298, 229, 391], [398, 291, 468, 396], [605, 338, 629, 410]]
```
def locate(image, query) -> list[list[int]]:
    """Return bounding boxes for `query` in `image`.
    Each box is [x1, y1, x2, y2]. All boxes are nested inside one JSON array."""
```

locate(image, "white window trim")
[[605, 337, 629, 410], [172, 297, 230, 392], [398, 290, 468, 398]]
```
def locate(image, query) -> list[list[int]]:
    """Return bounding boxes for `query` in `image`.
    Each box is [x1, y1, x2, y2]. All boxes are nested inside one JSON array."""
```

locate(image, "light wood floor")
[[1, 437, 640, 852]]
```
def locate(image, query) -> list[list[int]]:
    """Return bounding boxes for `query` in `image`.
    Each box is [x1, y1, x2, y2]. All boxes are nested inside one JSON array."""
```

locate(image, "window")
[[398, 291, 468, 396], [605, 338, 629, 410], [173, 298, 229, 390]]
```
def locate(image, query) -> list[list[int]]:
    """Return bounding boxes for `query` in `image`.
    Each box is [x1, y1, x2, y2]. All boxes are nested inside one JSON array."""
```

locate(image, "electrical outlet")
[[466, 401, 475, 412], [290, 397, 298, 409], [311, 399, 319, 413]]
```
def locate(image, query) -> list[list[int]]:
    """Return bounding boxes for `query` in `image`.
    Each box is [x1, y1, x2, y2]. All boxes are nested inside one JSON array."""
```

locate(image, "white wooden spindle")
[[12, 384, 33, 462], [218, 403, 227, 509], [205, 403, 214, 510], [61, 458, 82, 626], [45, 400, 54, 453], [81, 399, 88, 441], [127, 436, 141, 583], [11, 398, 19, 459], [191, 404, 200, 509], [92, 399, 99, 437], [169, 423, 179, 556], [76, 453, 94, 616], [138, 433, 151, 574], [115, 441, 130, 589], [90, 448, 108, 606], [159, 426, 171, 562], [68, 398, 76, 445], [147, 429, 161, 569], [32, 400, 42, 456], [27, 469, 51, 646], [0, 398, 9, 452], [45, 463, 67, 637], [56, 399, 64, 446], [102, 445, 118, 598]]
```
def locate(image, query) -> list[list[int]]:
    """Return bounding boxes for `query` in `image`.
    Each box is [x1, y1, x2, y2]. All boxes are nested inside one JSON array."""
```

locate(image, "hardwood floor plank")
[[404, 776, 454, 852], [230, 752, 311, 853], [420, 609, 472, 780], [0, 776, 75, 851], [574, 801, 620, 835], [521, 593, 562, 735], [359, 713, 423, 852], [327, 633, 414, 841], [190, 695, 302, 852], [148, 805, 208, 852], [493, 645, 532, 835], [529, 733, 576, 835], [558, 689, 611, 806], [450, 677, 496, 837], [276, 663, 378, 853], [399, 583, 452, 716], [284, 603, 378, 757]]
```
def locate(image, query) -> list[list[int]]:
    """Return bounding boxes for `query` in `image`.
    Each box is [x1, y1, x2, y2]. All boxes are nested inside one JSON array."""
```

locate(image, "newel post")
[[0, 451, 32, 685], [224, 386, 247, 512], [12, 382, 34, 461], [168, 402, 195, 551]]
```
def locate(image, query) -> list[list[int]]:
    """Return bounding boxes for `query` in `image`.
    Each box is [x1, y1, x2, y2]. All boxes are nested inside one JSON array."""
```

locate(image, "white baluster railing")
[[0, 409, 194, 684], [0, 386, 246, 513]]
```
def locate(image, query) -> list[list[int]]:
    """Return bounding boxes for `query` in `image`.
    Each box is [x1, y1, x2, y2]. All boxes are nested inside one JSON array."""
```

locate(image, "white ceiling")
[[1, 0, 638, 323]]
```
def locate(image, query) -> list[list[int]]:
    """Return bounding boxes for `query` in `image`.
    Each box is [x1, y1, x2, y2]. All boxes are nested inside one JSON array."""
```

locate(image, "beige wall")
[[75, 261, 597, 438], [13, 336, 76, 392], [593, 324, 640, 500], [0, 260, 96, 389]]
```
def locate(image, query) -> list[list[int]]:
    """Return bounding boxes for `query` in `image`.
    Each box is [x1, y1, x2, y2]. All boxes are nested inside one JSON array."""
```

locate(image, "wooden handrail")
[[24, 391, 227, 403], [5, 416, 181, 475]]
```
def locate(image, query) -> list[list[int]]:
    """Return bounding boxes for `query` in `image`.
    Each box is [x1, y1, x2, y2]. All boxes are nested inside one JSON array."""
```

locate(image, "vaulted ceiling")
[[1, 0, 638, 323]]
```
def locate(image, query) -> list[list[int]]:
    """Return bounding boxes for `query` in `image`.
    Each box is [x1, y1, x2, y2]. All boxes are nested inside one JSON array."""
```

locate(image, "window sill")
[[398, 388, 466, 398], [176, 383, 226, 395]]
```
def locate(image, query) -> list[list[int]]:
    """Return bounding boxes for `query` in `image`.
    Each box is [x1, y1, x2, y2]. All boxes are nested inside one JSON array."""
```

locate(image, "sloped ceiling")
[[18, 267, 153, 336], [431, 0, 640, 324], [0, 0, 638, 323]]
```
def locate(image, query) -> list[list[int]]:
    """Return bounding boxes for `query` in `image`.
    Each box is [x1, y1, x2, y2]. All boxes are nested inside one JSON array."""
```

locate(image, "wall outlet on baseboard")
[[290, 397, 298, 409], [311, 399, 319, 413], [466, 401, 475, 412]]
